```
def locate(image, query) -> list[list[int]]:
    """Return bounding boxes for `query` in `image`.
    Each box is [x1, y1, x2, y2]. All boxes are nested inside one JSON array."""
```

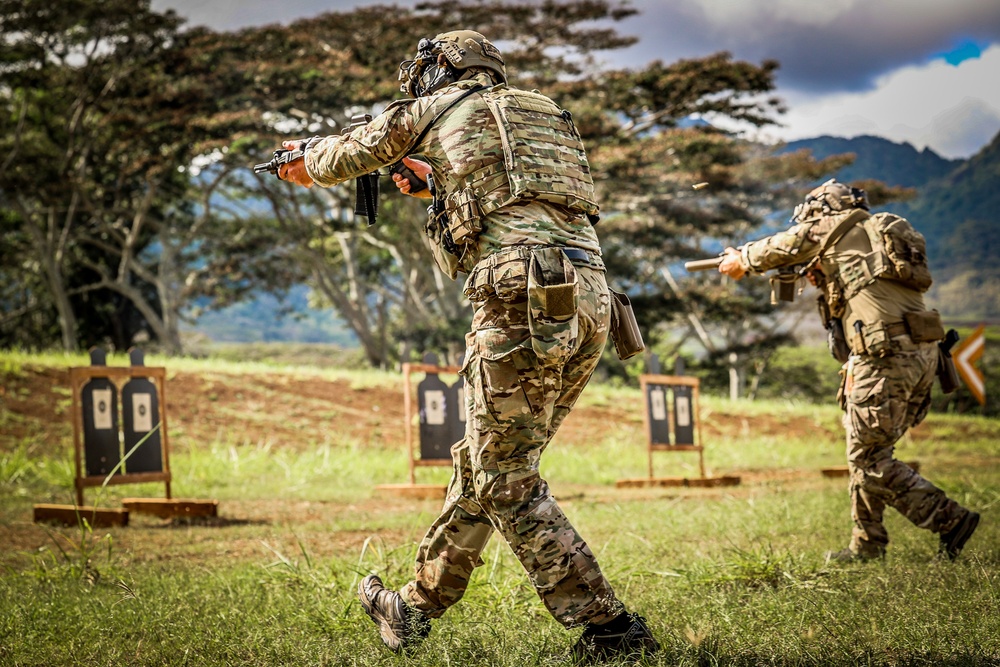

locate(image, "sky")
[[151, 0, 1000, 159]]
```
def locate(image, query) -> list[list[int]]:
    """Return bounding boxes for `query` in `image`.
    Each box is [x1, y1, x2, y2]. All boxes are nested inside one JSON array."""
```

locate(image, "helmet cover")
[[398, 30, 506, 97], [791, 178, 869, 223]]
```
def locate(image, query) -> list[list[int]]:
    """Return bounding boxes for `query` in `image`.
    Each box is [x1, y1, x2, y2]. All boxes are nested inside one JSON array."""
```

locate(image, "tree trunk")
[[22, 206, 79, 352], [728, 351, 743, 401]]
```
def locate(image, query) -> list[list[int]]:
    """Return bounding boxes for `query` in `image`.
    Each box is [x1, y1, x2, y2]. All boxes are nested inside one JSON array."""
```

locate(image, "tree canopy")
[[1, 0, 865, 385]]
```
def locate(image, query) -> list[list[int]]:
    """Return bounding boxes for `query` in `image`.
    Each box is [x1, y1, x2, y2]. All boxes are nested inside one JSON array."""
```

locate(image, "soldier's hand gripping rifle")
[[253, 148, 305, 177]]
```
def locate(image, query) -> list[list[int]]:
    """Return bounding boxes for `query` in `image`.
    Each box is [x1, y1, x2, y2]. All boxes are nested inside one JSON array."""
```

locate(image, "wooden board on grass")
[[374, 484, 447, 500], [821, 461, 920, 478], [121, 498, 219, 519], [33, 504, 129, 527], [615, 475, 741, 489]]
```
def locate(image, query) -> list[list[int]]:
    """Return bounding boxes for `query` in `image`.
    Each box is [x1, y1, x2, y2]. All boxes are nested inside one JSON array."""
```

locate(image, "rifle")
[[683, 256, 724, 272], [684, 254, 804, 304], [252, 113, 428, 226]]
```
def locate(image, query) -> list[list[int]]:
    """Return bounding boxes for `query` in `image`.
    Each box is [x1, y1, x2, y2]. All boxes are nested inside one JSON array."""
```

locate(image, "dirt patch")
[[3, 364, 990, 458], [1, 363, 993, 572]]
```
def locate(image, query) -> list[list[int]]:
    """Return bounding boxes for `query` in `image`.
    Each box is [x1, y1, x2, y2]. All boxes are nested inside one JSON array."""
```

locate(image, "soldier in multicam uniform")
[[718, 179, 980, 562], [276, 30, 658, 662]]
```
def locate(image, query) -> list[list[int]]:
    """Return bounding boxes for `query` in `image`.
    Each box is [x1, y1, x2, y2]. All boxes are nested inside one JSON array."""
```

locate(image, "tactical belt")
[[477, 245, 604, 271], [884, 321, 909, 338]]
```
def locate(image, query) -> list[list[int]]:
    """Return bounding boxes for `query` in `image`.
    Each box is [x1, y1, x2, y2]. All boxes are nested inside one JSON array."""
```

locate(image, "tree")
[[202, 0, 646, 366], [0, 0, 186, 350], [0, 1, 310, 352]]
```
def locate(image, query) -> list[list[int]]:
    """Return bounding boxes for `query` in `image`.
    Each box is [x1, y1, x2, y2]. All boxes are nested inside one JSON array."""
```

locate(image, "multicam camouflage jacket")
[[304, 73, 603, 280]]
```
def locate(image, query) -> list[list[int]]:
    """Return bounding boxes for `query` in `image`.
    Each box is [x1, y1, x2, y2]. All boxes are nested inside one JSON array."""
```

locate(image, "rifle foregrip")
[[684, 257, 725, 272]]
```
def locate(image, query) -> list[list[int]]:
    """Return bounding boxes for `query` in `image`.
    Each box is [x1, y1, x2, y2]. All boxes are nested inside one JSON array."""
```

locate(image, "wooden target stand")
[[616, 375, 740, 488], [375, 357, 465, 500], [33, 348, 217, 527]]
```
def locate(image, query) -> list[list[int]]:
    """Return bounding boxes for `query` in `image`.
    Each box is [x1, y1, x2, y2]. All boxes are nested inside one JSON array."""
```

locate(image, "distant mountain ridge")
[[785, 132, 1000, 319], [783, 134, 960, 188], [895, 131, 1000, 319]]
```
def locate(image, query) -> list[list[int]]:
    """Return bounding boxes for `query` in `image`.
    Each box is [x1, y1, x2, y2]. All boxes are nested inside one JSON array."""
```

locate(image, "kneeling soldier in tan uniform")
[[719, 179, 979, 562]]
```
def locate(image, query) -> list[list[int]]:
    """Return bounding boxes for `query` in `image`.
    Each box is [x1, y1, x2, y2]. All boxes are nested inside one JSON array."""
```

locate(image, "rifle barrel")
[[684, 257, 724, 272]]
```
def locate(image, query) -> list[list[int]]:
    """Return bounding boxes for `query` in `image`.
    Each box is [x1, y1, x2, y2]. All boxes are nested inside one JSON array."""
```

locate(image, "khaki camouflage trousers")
[[844, 344, 967, 556], [400, 265, 624, 628]]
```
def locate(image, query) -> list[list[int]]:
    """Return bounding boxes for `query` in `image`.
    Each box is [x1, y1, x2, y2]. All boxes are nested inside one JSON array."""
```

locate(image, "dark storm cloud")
[[614, 0, 1000, 93], [153, 0, 1000, 94]]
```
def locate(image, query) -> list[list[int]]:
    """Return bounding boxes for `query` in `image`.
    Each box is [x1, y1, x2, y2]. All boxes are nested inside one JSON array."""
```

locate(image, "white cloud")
[[766, 45, 1000, 157]]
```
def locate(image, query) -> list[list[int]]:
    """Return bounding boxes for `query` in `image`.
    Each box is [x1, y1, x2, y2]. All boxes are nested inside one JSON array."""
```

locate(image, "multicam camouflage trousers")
[[844, 344, 968, 556], [400, 266, 624, 627]]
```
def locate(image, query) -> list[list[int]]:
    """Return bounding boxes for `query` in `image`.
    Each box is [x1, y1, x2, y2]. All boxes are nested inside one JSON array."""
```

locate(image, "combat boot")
[[357, 574, 431, 653], [825, 548, 884, 564], [939, 511, 980, 561], [571, 612, 659, 664]]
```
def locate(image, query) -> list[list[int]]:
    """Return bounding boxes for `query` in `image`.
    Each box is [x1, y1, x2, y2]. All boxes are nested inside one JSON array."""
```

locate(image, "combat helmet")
[[398, 30, 506, 97], [791, 178, 869, 223]]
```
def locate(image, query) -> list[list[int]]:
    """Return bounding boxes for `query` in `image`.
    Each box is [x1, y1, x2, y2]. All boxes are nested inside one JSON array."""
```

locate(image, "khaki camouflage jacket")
[[304, 73, 602, 280], [740, 210, 926, 331]]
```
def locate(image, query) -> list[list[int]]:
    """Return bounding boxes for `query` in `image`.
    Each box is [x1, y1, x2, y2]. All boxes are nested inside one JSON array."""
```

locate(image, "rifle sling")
[[815, 208, 870, 258]]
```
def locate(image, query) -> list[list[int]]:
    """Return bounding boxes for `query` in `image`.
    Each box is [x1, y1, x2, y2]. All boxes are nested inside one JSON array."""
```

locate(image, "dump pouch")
[[527, 247, 579, 366], [608, 289, 645, 360], [903, 310, 945, 343]]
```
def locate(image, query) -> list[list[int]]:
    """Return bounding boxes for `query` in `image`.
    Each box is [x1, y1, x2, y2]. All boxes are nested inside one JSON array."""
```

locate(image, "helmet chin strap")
[[416, 62, 457, 96]]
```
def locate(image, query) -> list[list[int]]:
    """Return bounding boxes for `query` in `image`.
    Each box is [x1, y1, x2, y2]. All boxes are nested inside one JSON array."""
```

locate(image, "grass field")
[[1, 350, 998, 666]]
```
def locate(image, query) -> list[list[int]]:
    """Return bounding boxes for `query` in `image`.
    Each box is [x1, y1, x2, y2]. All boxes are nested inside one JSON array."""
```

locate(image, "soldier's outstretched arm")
[[740, 223, 823, 275]]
